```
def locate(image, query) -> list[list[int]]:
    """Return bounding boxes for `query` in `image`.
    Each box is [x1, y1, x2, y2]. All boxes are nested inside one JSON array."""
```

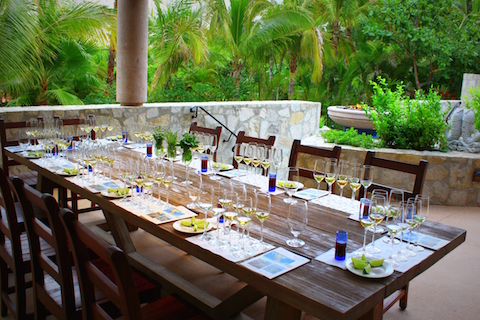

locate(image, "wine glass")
[[271, 147, 283, 169], [286, 200, 308, 247], [220, 191, 238, 252], [234, 143, 244, 171], [367, 195, 386, 254], [162, 161, 174, 208], [404, 198, 419, 256], [283, 167, 299, 204], [209, 153, 221, 181], [325, 158, 338, 201], [253, 145, 264, 176], [353, 218, 374, 258], [186, 168, 202, 209], [386, 189, 404, 245], [198, 185, 214, 241], [260, 146, 271, 177], [252, 192, 271, 251], [313, 160, 325, 200], [349, 164, 362, 200], [336, 160, 349, 198], [371, 189, 388, 234], [154, 161, 165, 205], [385, 207, 401, 268], [412, 194, 429, 252], [361, 165, 374, 199], [143, 159, 155, 205]]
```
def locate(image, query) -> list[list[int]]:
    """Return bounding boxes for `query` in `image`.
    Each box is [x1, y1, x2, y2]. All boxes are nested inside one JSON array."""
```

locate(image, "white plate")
[[173, 219, 213, 234], [276, 181, 305, 190], [56, 169, 79, 176], [100, 189, 132, 198], [213, 163, 234, 171], [22, 151, 44, 159], [346, 259, 394, 279]]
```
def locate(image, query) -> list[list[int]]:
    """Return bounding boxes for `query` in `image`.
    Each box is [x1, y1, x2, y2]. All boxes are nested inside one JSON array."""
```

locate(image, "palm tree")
[[0, 0, 113, 105], [149, 0, 208, 90]]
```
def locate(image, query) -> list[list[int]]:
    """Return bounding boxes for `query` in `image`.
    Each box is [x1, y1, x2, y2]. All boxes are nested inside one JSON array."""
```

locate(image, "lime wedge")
[[363, 264, 371, 274], [352, 257, 369, 270], [369, 259, 384, 267], [361, 254, 367, 261]]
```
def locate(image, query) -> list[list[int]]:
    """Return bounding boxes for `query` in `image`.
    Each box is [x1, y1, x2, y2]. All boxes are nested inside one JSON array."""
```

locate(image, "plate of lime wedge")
[[346, 256, 394, 279]]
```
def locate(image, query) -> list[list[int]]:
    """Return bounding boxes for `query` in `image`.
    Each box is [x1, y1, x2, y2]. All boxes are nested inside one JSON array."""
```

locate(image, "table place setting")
[[186, 230, 275, 263], [293, 188, 329, 201], [396, 231, 449, 251], [66, 177, 124, 194], [311, 194, 360, 216]]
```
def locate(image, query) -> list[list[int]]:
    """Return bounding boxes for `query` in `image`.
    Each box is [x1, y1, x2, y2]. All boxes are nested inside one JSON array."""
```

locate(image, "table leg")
[[264, 296, 301, 320], [358, 300, 383, 320]]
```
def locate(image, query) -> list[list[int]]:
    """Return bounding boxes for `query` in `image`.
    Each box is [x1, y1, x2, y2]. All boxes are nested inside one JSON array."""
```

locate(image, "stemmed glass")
[[119, 160, 130, 202], [325, 158, 338, 201], [404, 198, 419, 256], [372, 189, 388, 234], [286, 200, 308, 247], [186, 168, 202, 209], [361, 165, 374, 199], [367, 195, 386, 254], [162, 161, 174, 208], [353, 217, 374, 258], [349, 164, 362, 200], [271, 147, 283, 169], [244, 143, 255, 181], [252, 192, 271, 251], [220, 191, 238, 252], [252, 145, 263, 176], [234, 143, 244, 171], [412, 194, 429, 252], [385, 207, 401, 268], [154, 161, 165, 205], [283, 167, 299, 204], [241, 196, 255, 245], [198, 185, 214, 241], [388, 189, 404, 246], [209, 153, 221, 181], [313, 160, 325, 200], [260, 146, 271, 177], [336, 160, 349, 198], [143, 160, 155, 205]]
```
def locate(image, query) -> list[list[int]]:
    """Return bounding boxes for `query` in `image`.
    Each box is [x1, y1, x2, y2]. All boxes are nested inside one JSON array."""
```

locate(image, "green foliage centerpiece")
[[165, 130, 178, 159], [153, 126, 165, 157], [177, 132, 198, 164]]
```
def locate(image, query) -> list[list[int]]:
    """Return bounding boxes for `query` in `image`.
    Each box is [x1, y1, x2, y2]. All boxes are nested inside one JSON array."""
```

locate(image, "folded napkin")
[[314, 248, 352, 270]]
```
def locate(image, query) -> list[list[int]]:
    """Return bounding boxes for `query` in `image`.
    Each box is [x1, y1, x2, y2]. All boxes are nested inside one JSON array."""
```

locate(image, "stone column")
[[116, 0, 149, 106]]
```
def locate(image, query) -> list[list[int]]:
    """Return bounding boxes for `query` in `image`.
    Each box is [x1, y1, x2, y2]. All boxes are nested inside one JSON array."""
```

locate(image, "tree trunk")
[[288, 52, 297, 99], [333, 21, 339, 61], [106, 0, 117, 86], [413, 55, 422, 90], [38, 80, 49, 106]]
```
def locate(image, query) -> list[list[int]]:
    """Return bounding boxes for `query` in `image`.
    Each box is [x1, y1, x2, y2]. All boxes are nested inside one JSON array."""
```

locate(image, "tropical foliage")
[[1, 0, 479, 111]]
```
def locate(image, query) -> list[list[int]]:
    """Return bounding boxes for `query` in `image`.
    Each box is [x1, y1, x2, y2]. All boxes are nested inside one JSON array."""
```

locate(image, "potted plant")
[[177, 132, 198, 163], [165, 130, 178, 159], [152, 126, 165, 157]]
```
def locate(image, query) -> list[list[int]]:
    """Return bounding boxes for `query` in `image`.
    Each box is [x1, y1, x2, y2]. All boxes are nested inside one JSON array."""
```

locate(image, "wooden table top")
[[6, 146, 467, 320]]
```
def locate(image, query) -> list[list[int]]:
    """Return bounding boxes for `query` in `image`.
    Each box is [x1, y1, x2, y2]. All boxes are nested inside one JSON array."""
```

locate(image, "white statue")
[[447, 107, 480, 153]]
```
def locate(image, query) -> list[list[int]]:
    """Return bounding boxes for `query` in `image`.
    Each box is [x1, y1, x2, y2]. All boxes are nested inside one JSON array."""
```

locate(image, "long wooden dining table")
[[5, 146, 466, 320]]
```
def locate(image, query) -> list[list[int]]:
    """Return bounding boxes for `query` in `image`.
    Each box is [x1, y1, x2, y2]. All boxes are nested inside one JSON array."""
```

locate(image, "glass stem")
[[415, 224, 421, 247], [166, 187, 169, 206], [362, 229, 368, 251], [371, 225, 377, 248], [260, 222, 264, 243], [351, 191, 355, 200], [340, 187, 343, 197]]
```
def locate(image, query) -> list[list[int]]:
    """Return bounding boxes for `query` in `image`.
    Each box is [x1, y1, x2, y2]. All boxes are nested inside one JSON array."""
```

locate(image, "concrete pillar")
[[116, 0, 149, 106]]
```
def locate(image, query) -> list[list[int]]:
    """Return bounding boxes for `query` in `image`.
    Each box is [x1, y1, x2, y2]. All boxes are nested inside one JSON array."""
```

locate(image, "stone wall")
[[301, 136, 480, 206], [461, 73, 480, 102], [0, 100, 321, 169]]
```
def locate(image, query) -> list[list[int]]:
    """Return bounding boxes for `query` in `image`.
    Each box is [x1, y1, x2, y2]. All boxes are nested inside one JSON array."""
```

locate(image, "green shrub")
[[465, 87, 480, 131], [365, 77, 447, 151], [322, 128, 377, 149]]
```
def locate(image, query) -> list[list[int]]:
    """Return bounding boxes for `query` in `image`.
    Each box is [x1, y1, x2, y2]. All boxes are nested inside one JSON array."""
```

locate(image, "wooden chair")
[[232, 131, 276, 169], [60, 208, 210, 320], [0, 117, 42, 187], [0, 168, 34, 320], [360, 151, 428, 314], [11, 177, 81, 320], [189, 122, 222, 162], [287, 139, 341, 189], [362, 151, 428, 200]]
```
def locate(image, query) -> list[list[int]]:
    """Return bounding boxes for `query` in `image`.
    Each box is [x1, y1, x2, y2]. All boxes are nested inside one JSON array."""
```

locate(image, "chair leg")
[[399, 284, 409, 310], [0, 261, 8, 317]]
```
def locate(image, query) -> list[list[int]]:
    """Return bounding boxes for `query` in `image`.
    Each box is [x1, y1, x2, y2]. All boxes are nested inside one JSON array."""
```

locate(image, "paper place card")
[[294, 188, 329, 201], [217, 169, 248, 179], [4, 146, 24, 153], [397, 231, 449, 251], [314, 248, 352, 270], [311, 195, 360, 216], [112, 201, 197, 225], [186, 231, 274, 263], [241, 247, 310, 279], [66, 177, 122, 193]]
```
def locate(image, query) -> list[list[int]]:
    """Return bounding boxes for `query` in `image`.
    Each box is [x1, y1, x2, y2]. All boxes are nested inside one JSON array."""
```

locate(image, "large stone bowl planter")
[[327, 106, 374, 130]]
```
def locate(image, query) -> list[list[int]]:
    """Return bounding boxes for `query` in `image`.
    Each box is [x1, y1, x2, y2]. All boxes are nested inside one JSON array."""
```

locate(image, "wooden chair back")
[[362, 151, 428, 199], [189, 122, 222, 162], [288, 140, 341, 188], [60, 208, 143, 320], [11, 177, 78, 320], [0, 117, 42, 177], [232, 131, 276, 168], [0, 168, 29, 319]]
